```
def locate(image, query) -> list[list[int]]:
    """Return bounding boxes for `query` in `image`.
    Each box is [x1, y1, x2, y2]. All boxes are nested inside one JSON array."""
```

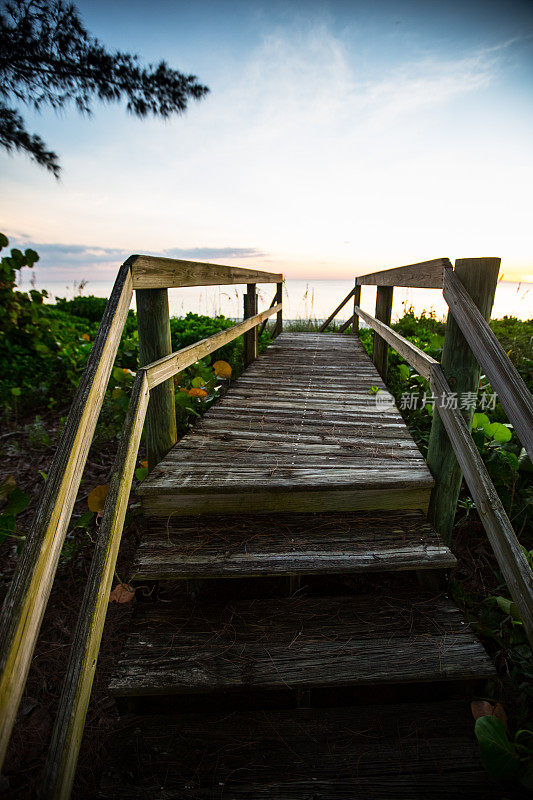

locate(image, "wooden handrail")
[[353, 305, 438, 380], [132, 254, 282, 289], [443, 269, 533, 460], [41, 371, 150, 800], [356, 257, 452, 288], [144, 303, 282, 389], [38, 295, 283, 798], [0, 257, 135, 768], [429, 364, 533, 646], [0, 250, 284, 786], [351, 286, 533, 648]]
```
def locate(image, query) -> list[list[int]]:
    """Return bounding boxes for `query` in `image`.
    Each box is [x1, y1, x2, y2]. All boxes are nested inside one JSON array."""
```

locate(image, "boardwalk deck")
[[109, 590, 494, 697], [138, 333, 434, 516], [131, 510, 455, 580]]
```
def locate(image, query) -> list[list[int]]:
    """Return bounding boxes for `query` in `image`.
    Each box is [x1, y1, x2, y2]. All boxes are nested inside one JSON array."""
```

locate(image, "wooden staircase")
[[102, 333, 497, 798]]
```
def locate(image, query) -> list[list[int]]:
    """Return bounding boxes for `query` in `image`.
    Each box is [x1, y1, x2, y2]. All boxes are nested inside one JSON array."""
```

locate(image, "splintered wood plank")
[[130, 511, 455, 580], [108, 591, 494, 696], [138, 333, 433, 515], [98, 700, 498, 799]]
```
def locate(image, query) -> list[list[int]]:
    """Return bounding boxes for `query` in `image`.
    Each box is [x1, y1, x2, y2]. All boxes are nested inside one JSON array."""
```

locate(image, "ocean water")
[[24, 277, 533, 323]]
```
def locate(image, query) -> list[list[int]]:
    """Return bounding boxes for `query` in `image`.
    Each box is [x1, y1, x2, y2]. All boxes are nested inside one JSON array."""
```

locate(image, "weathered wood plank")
[[136, 287, 176, 470], [131, 510, 455, 580], [141, 487, 432, 516], [430, 363, 533, 647], [144, 303, 282, 389], [443, 268, 533, 460], [356, 257, 452, 288], [132, 254, 282, 289], [108, 591, 493, 696], [41, 371, 150, 800], [427, 258, 500, 541], [0, 257, 134, 768], [98, 701, 498, 799], [139, 333, 433, 516]]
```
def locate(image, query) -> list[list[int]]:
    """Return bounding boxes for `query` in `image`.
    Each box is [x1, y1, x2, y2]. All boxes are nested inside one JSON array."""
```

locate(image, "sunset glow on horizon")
[[1, 0, 532, 286]]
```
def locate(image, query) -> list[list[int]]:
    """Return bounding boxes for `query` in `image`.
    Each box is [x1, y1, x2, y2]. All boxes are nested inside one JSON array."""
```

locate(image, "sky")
[[1, 0, 533, 286]]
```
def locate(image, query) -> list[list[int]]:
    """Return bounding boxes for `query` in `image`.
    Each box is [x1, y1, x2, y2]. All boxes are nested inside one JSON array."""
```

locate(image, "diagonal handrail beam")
[[0, 256, 135, 768], [443, 269, 533, 460], [318, 287, 356, 332]]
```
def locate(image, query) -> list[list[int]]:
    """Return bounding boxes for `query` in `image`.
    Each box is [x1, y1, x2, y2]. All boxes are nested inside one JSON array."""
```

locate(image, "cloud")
[[162, 247, 265, 260], [3, 236, 267, 281]]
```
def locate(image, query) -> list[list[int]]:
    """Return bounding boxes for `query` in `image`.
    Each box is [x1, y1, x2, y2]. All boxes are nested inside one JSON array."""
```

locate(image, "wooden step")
[[98, 700, 498, 798], [137, 333, 434, 517], [130, 511, 456, 581], [108, 591, 494, 697]]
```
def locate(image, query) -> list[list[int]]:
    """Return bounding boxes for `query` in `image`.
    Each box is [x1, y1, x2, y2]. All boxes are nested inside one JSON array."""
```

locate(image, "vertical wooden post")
[[373, 286, 394, 380], [353, 281, 361, 334], [244, 283, 258, 367], [136, 288, 177, 471], [274, 281, 283, 337], [427, 257, 500, 541]]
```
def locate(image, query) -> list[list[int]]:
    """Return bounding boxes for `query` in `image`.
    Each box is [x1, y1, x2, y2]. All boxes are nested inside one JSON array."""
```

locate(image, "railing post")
[[274, 281, 283, 337], [244, 283, 258, 366], [427, 257, 500, 541], [353, 281, 361, 334], [373, 286, 394, 379], [136, 288, 177, 471]]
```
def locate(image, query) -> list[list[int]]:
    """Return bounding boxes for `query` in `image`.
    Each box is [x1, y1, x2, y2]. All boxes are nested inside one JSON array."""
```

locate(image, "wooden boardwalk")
[[138, 333, 434, 515], [105, 331, 497, 798]]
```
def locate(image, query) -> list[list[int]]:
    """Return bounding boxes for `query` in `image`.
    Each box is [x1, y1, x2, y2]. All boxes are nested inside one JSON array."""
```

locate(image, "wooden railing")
[[323, 256, 533, 647], [0, 255, 283, 798]]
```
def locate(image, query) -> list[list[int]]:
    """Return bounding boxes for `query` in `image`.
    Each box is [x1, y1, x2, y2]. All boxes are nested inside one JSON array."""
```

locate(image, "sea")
[[22, 277, 533, 323]]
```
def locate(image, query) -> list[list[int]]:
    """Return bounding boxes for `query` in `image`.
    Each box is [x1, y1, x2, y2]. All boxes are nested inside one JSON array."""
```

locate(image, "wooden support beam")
[[338, 315, 355, 334], [136, 288, 177, 471], [318, 287, 355, 332], [143, 304, 282, 389], [356, 257, 452, 288], [373, 286, 394, 381], [0, 258, 134, 770], [132, 255, 282, 289], [41, 372, 150, 800], [244, 284, 258, 367], [443, 269, 533, 461], [430, 364, 533, 647], [274, 281, 283, 337], [427, 257, 500, 541], [353, 283, 361, 334]]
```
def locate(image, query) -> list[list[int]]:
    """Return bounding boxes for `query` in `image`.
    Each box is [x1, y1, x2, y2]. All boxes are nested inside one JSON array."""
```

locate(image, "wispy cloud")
[[3, 236, 266, 280]]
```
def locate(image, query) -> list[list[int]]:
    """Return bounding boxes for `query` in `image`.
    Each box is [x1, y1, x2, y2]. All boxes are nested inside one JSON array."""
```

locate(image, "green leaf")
[[486, 422, 512, 443], [74, 510, 95, 529], [397, 364, 410, 380], [472, 412, 490, 431], [4, 488, 30, 516], [495, 596, 522, 623], [0, 233, 9, 248], [135, 466, 148, 482], [191, 376, 204, 388], [11, 387, 21, 397], [518, 449, 533, 473], [475, 716, 520, 781]]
